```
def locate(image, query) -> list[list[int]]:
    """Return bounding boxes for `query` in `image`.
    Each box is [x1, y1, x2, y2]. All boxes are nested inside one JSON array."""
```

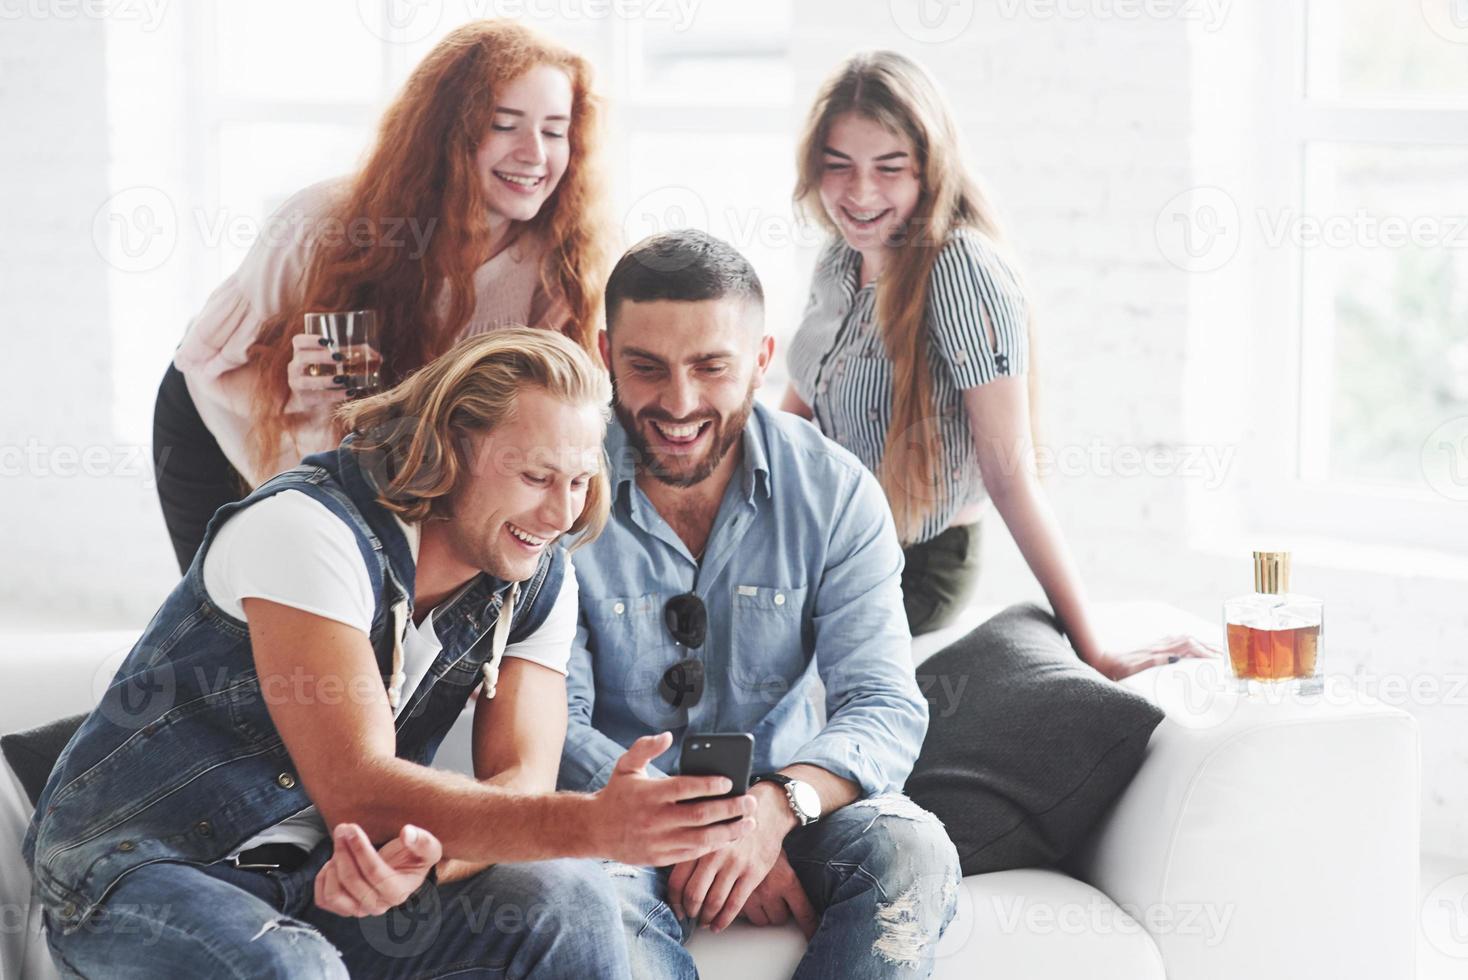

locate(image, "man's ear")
[[752, 334, 776, 388], [597, 328, 612, 371]]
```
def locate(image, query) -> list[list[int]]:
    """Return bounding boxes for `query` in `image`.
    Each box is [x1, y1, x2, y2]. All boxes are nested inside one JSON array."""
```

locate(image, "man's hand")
[[591, 732, 758, 867], [314, 822, 442, 918], [668, 781, 796, 932], [737, 852, 818, 938]]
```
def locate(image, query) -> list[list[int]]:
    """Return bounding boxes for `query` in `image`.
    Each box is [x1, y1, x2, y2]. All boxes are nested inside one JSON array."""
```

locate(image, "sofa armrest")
[[1067, 658, 1420, 980], [0, 631, 140, 734]]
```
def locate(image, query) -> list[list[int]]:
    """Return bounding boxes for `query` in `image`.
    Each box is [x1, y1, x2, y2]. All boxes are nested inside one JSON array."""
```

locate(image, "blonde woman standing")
[[783, 51, 1214, 680]]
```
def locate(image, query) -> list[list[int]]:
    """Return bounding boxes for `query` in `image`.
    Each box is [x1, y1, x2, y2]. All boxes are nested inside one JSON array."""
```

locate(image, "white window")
[[1242, 0, 1468, 554]]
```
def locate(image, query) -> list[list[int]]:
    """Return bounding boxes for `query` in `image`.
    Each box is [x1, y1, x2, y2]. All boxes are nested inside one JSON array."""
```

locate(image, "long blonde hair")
[[249, 20, 611, 479], [794, 50, 1037, 544], [336, 328, 612, 546]]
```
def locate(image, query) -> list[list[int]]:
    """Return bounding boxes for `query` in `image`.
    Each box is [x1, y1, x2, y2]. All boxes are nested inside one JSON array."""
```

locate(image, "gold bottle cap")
[[1253, 551, 1290, 594]]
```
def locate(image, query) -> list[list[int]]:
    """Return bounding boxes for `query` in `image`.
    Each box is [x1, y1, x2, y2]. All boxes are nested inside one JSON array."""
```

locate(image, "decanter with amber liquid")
[[1223, 551, 1324, 692]]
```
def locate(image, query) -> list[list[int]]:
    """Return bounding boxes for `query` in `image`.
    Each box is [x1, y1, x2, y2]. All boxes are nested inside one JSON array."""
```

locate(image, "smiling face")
[[474, 63, 574, 224], [442, 387, 603, 583], [601, 298, 773, 488], [818, 111, 923, 256]]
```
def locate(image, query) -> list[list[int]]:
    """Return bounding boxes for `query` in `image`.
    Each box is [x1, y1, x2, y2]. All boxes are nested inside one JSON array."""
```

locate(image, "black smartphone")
[[679, 733, 754, 802]]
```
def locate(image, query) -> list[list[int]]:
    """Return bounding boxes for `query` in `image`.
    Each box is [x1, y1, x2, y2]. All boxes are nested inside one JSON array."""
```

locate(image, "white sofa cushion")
[[686, 868, 1166, 979]]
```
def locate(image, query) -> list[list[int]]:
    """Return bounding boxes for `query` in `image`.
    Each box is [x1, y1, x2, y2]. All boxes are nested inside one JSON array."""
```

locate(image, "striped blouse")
[[787, 228, 1029, 545]]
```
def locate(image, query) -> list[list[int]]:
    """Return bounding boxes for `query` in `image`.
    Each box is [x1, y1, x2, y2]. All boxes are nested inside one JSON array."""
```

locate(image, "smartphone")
[[679, 733, 754, 802]]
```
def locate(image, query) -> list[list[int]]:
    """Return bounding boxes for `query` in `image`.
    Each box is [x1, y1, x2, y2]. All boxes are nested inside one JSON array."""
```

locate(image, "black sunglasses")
[[660, 593, 707, 709]]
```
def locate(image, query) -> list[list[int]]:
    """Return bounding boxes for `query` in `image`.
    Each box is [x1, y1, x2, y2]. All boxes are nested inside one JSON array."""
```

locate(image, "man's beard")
[[614, 384, 756, 488]]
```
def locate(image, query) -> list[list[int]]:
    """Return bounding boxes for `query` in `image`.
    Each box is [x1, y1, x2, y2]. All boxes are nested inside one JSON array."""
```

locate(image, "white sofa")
[[1, 602, 1421, 979]]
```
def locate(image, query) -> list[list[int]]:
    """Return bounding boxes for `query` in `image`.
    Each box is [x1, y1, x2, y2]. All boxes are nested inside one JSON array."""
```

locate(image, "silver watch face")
[[788, 780, 821, 820]]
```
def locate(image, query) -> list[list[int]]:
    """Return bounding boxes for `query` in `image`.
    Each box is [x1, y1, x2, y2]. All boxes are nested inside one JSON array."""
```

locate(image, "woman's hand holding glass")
[[285, 332, 352, 417]]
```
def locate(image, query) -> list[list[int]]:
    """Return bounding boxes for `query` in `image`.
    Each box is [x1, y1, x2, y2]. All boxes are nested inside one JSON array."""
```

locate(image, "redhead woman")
[[154, 20, 609, 571], [783, 51, 1214, 680]]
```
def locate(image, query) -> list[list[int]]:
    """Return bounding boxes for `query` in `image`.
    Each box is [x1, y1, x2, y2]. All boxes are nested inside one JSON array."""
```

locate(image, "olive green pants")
[[901, 521, 983, 636]]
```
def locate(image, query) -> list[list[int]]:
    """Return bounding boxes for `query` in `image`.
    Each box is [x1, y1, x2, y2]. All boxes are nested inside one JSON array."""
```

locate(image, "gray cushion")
[[2, 713, 86, 807], [905, 603, 1164, 875]]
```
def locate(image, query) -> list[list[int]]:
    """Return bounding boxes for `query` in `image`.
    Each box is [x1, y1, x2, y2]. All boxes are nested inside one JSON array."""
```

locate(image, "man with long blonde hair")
[[26, 329, 754, 977]]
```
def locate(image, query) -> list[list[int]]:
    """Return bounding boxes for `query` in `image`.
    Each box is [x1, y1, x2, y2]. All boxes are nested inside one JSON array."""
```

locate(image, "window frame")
[[1241, 0, 1468, 555]]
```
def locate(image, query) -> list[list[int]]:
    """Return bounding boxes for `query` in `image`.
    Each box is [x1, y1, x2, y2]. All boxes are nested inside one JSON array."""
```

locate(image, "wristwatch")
[[751, 773, 821, 827]]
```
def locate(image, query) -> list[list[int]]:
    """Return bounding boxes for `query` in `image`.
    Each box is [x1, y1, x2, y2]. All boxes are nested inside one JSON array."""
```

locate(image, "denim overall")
[[24, 436, 563, 936]]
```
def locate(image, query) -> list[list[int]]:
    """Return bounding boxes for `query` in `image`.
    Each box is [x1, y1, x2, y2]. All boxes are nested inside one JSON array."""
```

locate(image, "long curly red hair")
[[247, 19, 610, 478]]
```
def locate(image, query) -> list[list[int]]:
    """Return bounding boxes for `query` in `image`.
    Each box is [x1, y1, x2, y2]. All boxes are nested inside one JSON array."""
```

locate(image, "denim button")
[[614, 602, 625, 615], [196, 820, 213, 838], [774, 594, 786, 606], [276, 772, 296, 789], [116, 840, 135, 852], [60, 902, 77, 919]]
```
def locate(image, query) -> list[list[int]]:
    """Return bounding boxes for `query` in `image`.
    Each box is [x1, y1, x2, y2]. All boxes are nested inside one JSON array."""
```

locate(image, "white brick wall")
[[0, 14, 179, 627]]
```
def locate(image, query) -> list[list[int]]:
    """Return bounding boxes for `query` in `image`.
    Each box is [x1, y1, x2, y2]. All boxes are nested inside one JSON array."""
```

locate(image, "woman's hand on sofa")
[[314, 821, 443, 918], [1090, 633, 1223, 681]]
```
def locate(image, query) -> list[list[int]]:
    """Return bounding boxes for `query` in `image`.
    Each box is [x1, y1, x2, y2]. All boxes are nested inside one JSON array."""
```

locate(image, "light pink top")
[[173, 177, 568, 486]]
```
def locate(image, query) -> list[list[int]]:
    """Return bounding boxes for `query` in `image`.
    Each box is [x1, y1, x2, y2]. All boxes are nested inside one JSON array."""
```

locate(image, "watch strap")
[[752, 773, 816, 826]]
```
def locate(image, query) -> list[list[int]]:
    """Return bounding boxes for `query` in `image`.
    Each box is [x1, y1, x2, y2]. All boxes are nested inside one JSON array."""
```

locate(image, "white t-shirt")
[[204, 489, 578, 859]]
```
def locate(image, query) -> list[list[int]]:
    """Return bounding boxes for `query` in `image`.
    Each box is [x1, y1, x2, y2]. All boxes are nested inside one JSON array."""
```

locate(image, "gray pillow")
[[2, 713, 87, 807], [905, 603, 1164, 876]]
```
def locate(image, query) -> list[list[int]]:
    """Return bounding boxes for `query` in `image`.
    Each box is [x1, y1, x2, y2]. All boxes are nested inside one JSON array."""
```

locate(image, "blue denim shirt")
[[558, 402, 926, 797], [24, 437, 564, 935]]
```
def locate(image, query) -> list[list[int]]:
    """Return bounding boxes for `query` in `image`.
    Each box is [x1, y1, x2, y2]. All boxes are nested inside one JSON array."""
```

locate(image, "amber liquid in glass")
[[338, 347, 382, 392], [1226, 622, 1320, 681]]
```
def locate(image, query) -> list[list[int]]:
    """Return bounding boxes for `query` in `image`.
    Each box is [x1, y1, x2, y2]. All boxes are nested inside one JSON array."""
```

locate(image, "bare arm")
[[437, 658, 568, 882], [243, 598, 756, 866], [962, 380, 1218, 679], [779, 385, 813, 420]]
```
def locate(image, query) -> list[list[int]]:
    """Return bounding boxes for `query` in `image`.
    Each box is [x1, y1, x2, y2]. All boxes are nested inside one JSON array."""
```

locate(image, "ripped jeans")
[[41, 846, 631, 979], [607, 793, 962, 980]]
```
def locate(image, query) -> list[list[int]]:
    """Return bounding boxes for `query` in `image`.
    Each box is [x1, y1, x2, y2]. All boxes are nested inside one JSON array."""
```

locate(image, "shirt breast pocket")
[[729, 584, 810, 708], [583, 592, 687, 730]]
